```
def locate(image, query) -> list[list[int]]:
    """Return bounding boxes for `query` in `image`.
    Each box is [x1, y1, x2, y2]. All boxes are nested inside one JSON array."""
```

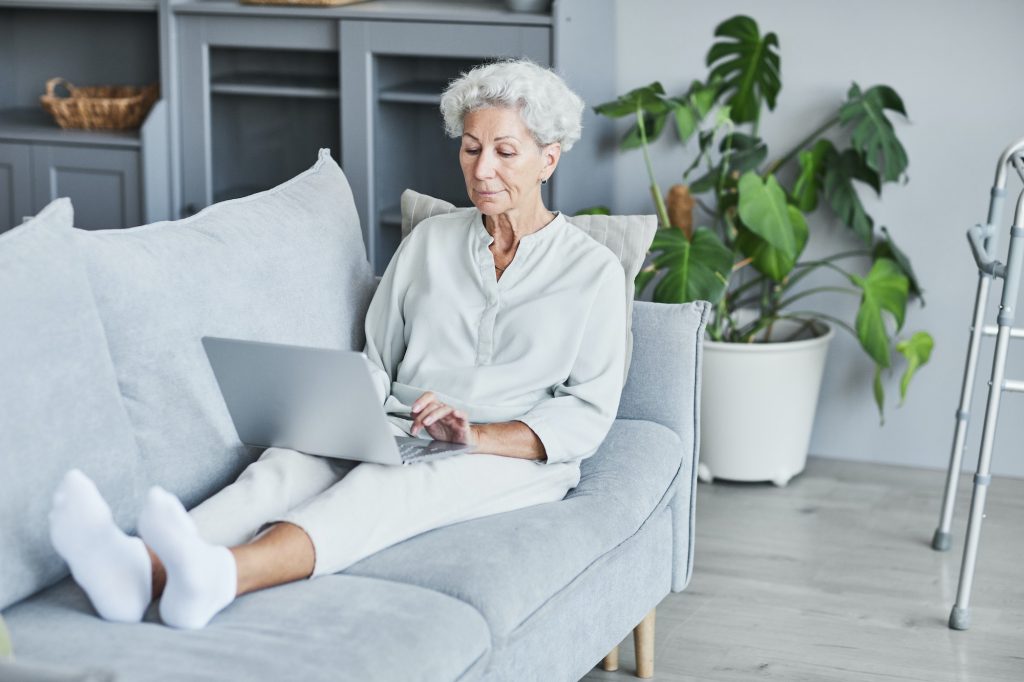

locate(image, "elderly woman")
[[48, 59, 626, 630]]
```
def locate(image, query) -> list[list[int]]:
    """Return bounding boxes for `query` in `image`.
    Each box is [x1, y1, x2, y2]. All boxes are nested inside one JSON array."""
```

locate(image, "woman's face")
[[459, 106, 560, 218]]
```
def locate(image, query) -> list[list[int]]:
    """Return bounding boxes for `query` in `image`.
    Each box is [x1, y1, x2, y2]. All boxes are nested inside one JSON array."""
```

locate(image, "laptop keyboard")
[[398, 441, 434, 462]]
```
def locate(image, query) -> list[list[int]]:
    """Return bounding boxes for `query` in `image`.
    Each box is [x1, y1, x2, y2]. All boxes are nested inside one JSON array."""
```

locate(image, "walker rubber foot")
[[932, 529, 952, 551], [949, 606, 970, 630]]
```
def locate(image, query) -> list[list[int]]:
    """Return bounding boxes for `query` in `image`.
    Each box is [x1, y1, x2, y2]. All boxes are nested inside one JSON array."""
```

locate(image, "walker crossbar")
[[933, 137, 1024, 631]]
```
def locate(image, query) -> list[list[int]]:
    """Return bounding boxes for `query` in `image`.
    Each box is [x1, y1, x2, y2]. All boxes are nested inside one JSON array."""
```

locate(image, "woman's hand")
[[410, 392, 475, 445]]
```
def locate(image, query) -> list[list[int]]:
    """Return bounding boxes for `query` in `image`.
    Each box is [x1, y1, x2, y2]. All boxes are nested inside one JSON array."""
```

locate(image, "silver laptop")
[[201, 336, 475, 465]]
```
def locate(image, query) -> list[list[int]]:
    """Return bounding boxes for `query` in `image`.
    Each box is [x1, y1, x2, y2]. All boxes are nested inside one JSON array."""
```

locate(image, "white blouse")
[[362, 210, 626, 465]]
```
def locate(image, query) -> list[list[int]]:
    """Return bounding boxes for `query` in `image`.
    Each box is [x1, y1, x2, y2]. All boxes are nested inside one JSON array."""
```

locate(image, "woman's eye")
[[463, 148, 480, 155], [498, 151, 516, 158]]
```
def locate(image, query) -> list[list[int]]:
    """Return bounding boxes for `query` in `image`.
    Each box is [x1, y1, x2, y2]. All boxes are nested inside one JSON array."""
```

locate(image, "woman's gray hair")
[[440, 59, 584, 152]]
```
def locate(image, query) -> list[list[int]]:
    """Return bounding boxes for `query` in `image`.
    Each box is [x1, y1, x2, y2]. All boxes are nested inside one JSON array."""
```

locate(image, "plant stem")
[[637, 103, 671, 228], [762, 113, 841, 177], [777, 286, 861, 309]]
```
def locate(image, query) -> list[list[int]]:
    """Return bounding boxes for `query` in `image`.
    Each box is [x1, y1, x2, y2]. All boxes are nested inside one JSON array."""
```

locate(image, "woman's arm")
[[470, 421, 546, 461], [409, 393, 546, 461]]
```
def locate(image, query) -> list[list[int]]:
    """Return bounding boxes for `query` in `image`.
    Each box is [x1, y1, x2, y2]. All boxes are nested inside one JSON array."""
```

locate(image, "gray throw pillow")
[[398, 189, 656, 381], [0, 199, 140, 611], [72, 150, 376, 508]]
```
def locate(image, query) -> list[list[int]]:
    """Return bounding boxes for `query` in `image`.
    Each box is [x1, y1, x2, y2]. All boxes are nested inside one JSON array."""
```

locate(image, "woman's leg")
[[188, 447, 351, 548], [50, 448, 345, 624], [136, 488, 318, 629], [283, 454, 582, 577]]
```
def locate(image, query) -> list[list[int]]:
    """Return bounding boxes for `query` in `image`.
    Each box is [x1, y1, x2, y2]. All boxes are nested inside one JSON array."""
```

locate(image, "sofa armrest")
[[618, 301, 710, 439], [617, 300, 710, 592]]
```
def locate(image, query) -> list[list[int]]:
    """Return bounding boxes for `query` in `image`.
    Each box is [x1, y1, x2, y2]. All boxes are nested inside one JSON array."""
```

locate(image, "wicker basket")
[[240, 0, 366, 6], [40, 77, 158, 131]]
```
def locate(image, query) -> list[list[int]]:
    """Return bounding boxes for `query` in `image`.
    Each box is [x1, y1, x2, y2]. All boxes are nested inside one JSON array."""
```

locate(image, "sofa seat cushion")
[[0, 199, 141, 610], [72, 150, 375, 509], [5, 574, 490, 682], [346, 418, 683, 639]]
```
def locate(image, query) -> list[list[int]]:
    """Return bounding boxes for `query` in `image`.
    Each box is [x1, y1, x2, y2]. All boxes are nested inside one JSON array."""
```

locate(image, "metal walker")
[[932, 138, 1024, 630]]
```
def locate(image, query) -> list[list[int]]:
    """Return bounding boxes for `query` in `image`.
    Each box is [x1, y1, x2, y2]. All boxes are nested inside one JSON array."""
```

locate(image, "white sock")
[[48, 469, 152, 623], [137, 486, 237, 630]]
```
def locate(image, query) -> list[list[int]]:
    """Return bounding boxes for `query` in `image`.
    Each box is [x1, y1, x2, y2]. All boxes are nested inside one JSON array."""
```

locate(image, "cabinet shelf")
[[0, 107, 141, 148], [378, 80, 446, 105], [0, 1, 158, 11], [210, 74, 339, 100]]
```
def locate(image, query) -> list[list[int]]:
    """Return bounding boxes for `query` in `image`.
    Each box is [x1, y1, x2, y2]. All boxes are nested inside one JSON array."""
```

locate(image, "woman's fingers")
[[423, 405, 456, 426], [410, 392, 435, 415], [411, 400, 447, 435]]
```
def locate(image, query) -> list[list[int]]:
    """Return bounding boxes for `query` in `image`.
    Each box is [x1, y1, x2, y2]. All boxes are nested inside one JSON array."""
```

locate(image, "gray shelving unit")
[[174, 0, 614, 274], [1, 0, 615, 253], [0, 0, 174, 231]]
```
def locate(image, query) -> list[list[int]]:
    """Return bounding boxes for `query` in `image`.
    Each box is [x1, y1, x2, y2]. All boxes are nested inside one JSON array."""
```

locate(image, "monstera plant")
[[593, 15, 933, 417]]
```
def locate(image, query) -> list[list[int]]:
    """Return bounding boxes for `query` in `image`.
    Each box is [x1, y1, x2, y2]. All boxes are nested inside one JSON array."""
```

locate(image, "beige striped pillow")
[[399, 189, 656, 381]]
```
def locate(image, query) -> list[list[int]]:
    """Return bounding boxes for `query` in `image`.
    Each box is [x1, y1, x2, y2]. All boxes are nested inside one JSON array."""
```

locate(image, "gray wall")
[[613, 0, 1024, 477]]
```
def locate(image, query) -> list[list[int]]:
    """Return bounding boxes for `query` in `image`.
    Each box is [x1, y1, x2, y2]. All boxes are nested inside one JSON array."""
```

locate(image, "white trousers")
[[188, 426, 581, 576]]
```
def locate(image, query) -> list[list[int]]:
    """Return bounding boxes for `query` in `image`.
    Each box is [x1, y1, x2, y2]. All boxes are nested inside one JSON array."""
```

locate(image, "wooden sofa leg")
[[601, 645, 619, 671], [633, 608, 656, 679]]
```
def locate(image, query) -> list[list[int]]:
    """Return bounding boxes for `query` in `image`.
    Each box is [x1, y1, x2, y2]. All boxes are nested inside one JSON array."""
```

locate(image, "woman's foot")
[[48, 469, 152, 623], [137, 486, 236, 630]]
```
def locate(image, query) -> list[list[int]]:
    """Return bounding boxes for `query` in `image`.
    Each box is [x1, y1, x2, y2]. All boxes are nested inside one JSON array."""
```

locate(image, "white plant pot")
[[698, 320, 835, 487]]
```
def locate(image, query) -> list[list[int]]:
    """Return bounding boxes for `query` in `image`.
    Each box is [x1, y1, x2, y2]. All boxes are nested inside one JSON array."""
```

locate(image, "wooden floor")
[[582, 457, 1024, 681]]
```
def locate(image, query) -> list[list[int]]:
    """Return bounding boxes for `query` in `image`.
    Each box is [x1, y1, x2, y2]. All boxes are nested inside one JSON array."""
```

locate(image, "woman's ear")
[[541, 142, 562, 181]]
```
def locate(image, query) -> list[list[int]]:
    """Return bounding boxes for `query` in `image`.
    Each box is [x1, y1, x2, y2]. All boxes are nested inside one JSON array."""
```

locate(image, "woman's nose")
[[474, 152, 496, 179]]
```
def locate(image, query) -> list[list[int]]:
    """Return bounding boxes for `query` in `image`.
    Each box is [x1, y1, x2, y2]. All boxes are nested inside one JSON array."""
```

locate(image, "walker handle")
[[968, 224, 1006, 278]]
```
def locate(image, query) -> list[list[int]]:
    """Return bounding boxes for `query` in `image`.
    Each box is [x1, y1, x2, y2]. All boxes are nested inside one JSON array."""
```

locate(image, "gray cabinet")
[[176, 12, 341, 215], [31, 144, 141, 230], [0, 142, 32, 231], [340, 20, 551, 272], [0, 0, 172, 232], [173, 0, 613, 275]]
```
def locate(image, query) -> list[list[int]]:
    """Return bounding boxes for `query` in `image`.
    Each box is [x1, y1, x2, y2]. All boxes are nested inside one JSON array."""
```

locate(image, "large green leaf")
[[635, 264, 657, 299], [735, 204, 809, 281], [839, 83, 909, 183], [852, 258, 909, 367], [896, 332, 934, 403], [792, 139, 833, 212], [666, 80, 718, 144], [621, 110, 669, 150], [593, 82, 667, 118], [686, 133, 766, 196], [873, 226, 924, 302], [722, 132, 768, 173], [823, 148, 880, 243], [593, 82, 674, 150], [737, 172, 798, 257], [646, 227, 733, 304], [705, 15, 781, 124]]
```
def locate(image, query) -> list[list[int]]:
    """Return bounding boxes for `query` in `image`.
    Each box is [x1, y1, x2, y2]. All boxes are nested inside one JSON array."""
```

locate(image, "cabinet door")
[[32, 145, 141, 230], [0, 143, 33, 233], [177, 14, 339, 217], [340, 20, 551, 274]]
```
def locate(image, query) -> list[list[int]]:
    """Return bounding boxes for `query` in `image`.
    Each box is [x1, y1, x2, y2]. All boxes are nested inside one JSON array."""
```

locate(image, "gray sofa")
[[0, 152, 708, 681]]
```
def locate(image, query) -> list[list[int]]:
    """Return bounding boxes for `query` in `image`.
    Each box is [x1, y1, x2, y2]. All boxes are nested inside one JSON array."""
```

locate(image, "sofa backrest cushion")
[[398, 189, 656, 382], [0, 199, 141, 610], [72, 150, 375, 508]]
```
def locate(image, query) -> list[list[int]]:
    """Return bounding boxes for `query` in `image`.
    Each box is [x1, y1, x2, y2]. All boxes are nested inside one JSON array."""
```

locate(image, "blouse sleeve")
[[362, 234, 417, 405], [517, 261, 627, 464]]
